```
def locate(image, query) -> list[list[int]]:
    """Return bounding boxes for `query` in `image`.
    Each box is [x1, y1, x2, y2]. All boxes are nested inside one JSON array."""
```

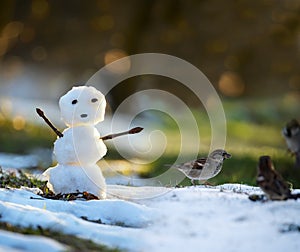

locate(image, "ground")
[[0, 184, 300, 252]]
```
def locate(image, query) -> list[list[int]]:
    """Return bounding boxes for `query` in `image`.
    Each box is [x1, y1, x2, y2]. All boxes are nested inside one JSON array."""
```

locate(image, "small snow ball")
[[59, 86, 106, 127]]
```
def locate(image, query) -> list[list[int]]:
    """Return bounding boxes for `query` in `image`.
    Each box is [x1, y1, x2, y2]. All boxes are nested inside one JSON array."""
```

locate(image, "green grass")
[[0, 167, 47, 189], [0, 119, 54, 154]]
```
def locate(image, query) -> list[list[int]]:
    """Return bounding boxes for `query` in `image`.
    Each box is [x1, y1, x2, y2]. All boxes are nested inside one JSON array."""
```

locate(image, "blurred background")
[[0, 0, 300, 186]]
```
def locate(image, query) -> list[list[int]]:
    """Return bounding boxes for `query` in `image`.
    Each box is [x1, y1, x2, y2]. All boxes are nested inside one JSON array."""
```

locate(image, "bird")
[[282, 119, 300, 168], [168, 149, 231, 185], [256, 155, 292, 200]]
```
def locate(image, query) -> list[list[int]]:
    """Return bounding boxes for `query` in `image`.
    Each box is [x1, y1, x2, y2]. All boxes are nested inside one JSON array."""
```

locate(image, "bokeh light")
[[218, 71, 245, 97], [104, 49, 130, 74], [12, 116, 26, 131]]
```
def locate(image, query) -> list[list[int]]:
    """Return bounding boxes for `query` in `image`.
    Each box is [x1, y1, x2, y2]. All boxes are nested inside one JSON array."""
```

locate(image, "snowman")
[[43, 86, 108, 199]]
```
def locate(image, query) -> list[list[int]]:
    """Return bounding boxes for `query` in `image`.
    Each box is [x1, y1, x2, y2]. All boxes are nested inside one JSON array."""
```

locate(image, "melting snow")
[[0, 184, 299, 252]]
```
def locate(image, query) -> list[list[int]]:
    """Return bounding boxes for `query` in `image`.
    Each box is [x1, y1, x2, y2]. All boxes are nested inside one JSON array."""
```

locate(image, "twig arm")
[[36, 108, 64, 138], [100, 127, 143, 141]]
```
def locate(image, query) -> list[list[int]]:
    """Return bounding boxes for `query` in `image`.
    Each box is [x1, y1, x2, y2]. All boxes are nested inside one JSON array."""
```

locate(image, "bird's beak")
[[223, 152, 232, 159]]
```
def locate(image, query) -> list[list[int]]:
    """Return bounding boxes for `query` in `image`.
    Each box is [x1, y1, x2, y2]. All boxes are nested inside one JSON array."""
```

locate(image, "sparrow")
[[256, 155, 292, 200], [282, 119, 300, 168], [168, 149, 231, 185]]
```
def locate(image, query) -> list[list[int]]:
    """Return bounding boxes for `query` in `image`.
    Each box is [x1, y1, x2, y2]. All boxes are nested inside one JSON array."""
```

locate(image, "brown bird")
[[282, 119, 300, 168], [257, 156, 292, 200], [169, 149, 231, 185]]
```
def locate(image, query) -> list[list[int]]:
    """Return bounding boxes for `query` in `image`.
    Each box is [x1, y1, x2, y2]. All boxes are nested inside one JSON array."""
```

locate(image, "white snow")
[[0, 188, 153, 228], [0, 230, 67, 252], [0, 184, 300, 252], [0, 153, 39, 169], [0, 189, 148, 251], [139, 184, 300, 252]]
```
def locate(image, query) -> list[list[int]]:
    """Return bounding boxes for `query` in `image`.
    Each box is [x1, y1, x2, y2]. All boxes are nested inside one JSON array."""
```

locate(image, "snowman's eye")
[[72, 99, 78, 105], [91, 98, 98, 103]]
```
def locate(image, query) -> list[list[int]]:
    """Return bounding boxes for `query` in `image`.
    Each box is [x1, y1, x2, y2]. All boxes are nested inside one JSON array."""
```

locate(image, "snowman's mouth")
[[80, 114, 88, 118]]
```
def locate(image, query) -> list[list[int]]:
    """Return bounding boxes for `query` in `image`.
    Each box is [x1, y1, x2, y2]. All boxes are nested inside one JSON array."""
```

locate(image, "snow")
[[0, 153, 39, 169], [0, 193, 146, 251], [44, 163, 107, 199], [0, 188, 153, 228], [0, 150, 53, 170], [140, 185, 300, 252], [0, 184, 300, 252], [0, 230, 67, 252]]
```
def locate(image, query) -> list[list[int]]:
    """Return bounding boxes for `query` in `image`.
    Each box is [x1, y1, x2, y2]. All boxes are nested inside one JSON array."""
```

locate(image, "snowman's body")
[[54, 126, 107, 165], [44, 164, 106, 198], [43, 86, 107, 199]]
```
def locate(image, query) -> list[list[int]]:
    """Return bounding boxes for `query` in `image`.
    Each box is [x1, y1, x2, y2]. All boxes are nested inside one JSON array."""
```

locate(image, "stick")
[[36, 108, 64, 138], [100, 127, 143, 140]]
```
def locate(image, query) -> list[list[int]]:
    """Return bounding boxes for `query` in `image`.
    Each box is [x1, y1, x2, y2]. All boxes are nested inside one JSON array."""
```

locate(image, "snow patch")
[[0, 184, 300, 251], [0, 230, 66, 252]]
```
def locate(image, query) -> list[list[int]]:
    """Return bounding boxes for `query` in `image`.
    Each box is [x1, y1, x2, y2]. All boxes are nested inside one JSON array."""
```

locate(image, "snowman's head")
[[59, 86, 106, 126]]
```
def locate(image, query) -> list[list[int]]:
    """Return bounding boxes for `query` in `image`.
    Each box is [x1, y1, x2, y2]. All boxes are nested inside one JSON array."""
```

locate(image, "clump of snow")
[[58, 86, 106, 127], [0, 188, 153, 228], [44, 164, 107, 199], [0, 193, 147, 251]]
